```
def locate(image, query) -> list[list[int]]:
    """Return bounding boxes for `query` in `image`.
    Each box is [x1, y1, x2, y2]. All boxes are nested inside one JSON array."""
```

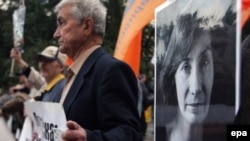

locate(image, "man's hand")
[[10, 48, 28, 69], [10, 48, 22, 62], [62, 120, 87, 141], [32, 131, 38, 141]]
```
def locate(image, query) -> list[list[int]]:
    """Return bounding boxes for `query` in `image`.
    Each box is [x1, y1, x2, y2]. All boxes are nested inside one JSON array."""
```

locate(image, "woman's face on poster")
[[174, 32, 214, 124]]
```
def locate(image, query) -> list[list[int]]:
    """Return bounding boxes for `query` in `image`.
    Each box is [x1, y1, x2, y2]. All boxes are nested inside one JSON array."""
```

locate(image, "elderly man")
[[0, 46, 67, 136], [10, 46, 67, 102], [53, 0, 142, 141]]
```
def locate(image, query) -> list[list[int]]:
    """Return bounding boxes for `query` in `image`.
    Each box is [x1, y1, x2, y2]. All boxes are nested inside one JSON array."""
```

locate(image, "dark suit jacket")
[[234, 34, 250, 124], [63, 47, 142, 141]]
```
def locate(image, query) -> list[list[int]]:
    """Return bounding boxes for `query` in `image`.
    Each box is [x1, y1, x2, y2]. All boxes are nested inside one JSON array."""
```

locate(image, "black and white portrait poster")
[[155, 0, 240, 141]]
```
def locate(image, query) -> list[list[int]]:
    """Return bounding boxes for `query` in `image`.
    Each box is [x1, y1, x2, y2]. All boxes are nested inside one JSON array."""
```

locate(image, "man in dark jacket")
[[53, 0, 142, 141]]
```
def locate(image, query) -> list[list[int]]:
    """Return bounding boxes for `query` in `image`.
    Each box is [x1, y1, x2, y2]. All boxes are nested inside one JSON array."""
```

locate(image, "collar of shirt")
[[70, 45, 100, 75], [44, 74, 65, 91]]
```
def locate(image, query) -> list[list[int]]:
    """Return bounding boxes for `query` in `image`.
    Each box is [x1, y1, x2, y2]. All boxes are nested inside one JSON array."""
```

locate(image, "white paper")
[[24, 101, 67, 141], [0, 117, 16, 141], [13, 5, 26, 49], [19, 117, 32, 141]]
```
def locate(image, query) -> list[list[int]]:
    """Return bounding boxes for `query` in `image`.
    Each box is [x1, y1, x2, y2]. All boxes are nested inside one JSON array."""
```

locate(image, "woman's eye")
[[181, 63, 191, 73], [201, 57, 209, 67]]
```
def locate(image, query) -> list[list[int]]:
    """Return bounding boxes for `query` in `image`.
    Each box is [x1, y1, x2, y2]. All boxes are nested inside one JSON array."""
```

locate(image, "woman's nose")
[[189, 66, 202, 96]]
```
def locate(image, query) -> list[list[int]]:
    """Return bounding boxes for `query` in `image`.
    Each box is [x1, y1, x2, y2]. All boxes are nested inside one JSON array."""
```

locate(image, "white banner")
[[24, 101, 67, 141], [13, 4, 26, 49], [0, 117, 15, 141], [18, 117, 32, 141]]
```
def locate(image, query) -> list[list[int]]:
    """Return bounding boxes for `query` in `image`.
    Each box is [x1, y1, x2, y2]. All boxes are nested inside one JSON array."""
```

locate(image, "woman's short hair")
[[157, 12, 212, 105]]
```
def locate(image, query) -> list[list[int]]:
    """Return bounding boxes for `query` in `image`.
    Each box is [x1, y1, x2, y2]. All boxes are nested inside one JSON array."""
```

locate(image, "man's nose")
[[53, 27, 60, 39]]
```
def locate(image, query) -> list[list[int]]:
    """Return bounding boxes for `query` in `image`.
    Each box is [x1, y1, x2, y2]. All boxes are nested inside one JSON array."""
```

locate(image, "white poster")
[[24, 101, 67, 141], [0, 117, 15, 141], [18, 117, 32, 141], [155, 0, 239, 141], [13, 4, 26, 49]]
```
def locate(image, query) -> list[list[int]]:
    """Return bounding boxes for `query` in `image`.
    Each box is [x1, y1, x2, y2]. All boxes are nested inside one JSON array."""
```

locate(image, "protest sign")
[[155, 0, 238, 141], [13, 2, 26, 49], [18, 117, 32, 141], [24, 101, 67, 141]]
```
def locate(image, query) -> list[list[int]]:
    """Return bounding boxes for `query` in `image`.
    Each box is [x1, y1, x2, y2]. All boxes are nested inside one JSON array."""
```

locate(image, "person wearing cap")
[[53, 0, 141, 141], [10, 46, 68, 102]]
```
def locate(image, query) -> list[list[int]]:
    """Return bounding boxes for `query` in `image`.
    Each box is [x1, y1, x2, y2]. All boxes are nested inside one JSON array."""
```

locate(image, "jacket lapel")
[[63, 47, 105, 114]]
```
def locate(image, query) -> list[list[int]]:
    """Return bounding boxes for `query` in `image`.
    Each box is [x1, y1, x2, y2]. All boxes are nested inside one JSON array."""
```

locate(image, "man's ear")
[[82, 18, 94, 35]]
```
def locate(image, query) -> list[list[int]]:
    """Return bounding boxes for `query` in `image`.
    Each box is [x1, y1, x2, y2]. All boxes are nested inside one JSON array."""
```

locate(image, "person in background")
[[9, 72, 32, 95], [0, 72, 31, 108], [10, 46, 67, 102], [53, 0, 142, 141], [0, 72, 33, 136], [0, 90, 30, 133], [138, 73, 153, 137], [7, 46, 67, 140]]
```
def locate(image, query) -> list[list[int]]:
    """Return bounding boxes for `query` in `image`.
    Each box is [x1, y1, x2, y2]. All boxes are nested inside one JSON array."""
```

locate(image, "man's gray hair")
[[54, 0, 107, 37]]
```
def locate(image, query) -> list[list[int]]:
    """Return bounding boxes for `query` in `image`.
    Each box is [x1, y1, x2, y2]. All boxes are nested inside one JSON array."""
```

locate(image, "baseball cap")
[[37, 46, 67, 66]]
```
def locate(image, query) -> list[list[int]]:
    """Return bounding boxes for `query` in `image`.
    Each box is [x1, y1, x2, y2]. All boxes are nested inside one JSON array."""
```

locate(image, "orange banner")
[[114, 0, 165, 77], [242, 0, 250, 27], [114, 0, 250, 76], [122, 31, 142, 77], [67, 57, 73, 66], [243, 0, 250, 10]]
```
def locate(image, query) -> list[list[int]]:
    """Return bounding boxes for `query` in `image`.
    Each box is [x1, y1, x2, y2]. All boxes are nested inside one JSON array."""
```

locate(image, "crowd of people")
[[0, 0, 154, 141], [1, 0, 243, 141]]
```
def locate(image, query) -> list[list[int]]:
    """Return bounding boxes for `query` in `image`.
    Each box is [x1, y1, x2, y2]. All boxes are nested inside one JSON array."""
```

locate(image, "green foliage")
[[103, 0, 125, 54], [0, 0, 60, 91], [141, 25, 155, 82]]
